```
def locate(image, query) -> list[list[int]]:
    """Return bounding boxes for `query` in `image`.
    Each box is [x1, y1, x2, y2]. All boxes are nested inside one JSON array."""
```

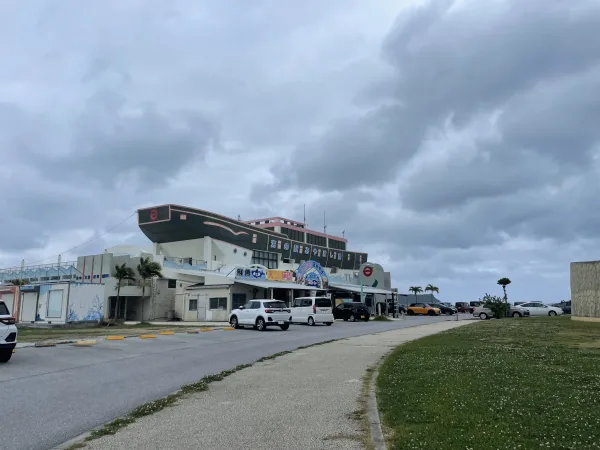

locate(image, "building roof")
[[234, 279, 325, 291], [329, 282, 393, 295]]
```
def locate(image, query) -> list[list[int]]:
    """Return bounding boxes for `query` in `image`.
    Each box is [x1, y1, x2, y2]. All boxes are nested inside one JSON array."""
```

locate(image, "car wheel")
[[349, 314, 356, 322], [549, 310, 557, 316], [325, 322, 333, 326], [308, 316, 315, 326], [279, 324, 290, 331], [343, 318, 348, 321], [407, 310, 414, 316], [512, 312, 521, 318], [0, 350, 12, 363], [363, 317, 369, 322], [428, 310, 435, 316], [230, 315, 240, 329], [256, 317, 266, 331], [479, 312, 488, 320]]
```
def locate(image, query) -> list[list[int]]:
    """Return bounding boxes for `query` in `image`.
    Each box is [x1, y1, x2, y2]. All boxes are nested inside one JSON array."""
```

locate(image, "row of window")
[[188, 297, 228, 311], [281, 227, 305, 243], [328, 239, 346, 251], [251, 250, 278, 269], [306, 233, 327, 247]]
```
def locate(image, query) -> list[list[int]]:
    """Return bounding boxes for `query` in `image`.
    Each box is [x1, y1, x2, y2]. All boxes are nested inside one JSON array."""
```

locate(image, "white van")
[[290, 296, 334, 326]]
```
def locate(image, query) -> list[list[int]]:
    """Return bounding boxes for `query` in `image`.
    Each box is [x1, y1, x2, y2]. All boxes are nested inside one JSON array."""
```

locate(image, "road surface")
[[1, 316, 462, 450]]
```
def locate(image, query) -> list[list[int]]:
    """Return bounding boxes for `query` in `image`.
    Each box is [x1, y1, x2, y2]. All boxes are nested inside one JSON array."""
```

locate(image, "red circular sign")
[[149, 209, 158, 221], [363, 266, 373, 277]]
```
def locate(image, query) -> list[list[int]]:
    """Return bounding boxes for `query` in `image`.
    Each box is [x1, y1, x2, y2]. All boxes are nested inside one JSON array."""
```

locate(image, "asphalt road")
[[1, 316, 463, 450]]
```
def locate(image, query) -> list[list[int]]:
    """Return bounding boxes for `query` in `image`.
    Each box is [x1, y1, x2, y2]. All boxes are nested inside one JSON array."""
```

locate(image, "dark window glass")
[[316, 298, 332, 307], [0, 301, 9, 315], [168, 279, 176, 289]]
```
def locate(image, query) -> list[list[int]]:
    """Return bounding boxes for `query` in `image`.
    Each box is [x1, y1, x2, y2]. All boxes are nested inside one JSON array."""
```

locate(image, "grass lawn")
[[17, 324, 208, 342], [377, 317, 600, 450]]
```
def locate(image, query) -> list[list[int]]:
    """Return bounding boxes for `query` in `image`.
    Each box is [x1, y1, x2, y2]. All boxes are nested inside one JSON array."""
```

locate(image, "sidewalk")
[[79, 321, 473, 450]]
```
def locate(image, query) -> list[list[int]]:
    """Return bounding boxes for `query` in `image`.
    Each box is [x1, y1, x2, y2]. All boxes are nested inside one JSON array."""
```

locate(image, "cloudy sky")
[[2, 0, 599, 303]]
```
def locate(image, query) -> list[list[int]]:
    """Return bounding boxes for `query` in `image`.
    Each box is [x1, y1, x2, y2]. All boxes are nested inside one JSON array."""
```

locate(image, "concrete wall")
[[571, 260, 600, 321], [67, 283, 105, 322]]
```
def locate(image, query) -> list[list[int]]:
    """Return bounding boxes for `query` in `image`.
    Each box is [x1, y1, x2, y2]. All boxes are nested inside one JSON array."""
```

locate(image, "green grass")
[[373, 315, 392, 322], [376, 317, 600, 450], [16, 324, 209, 342]]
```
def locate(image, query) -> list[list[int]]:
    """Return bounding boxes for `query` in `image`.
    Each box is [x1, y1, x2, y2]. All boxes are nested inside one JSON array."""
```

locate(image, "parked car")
[[473, 304, 530, 320], [229, 300, 291, 331], [0, 300, 17, 363], [517, 302, 564, 316], [552, 301, 571, 314], [455, 302, 473, 313], [290, 296, 334, 326], [431, 302, 457, 315], [407, 303, 441, 316], [333, 302, 370, 322]]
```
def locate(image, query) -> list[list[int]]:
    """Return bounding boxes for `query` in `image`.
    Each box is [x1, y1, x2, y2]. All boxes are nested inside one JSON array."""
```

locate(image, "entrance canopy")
[[329, 282, 392, 295], [235, 279, 325, 291]]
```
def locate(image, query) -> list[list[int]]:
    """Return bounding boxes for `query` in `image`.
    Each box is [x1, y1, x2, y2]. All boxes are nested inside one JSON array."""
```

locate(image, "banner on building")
[[267, 270, 294, 282]]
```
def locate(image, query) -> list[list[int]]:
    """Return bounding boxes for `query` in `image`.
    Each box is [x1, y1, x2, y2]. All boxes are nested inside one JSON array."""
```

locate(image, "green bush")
[[481, 293, 510, 319]]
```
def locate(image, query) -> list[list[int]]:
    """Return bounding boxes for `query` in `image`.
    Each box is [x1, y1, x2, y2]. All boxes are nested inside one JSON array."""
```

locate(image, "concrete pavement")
[[79, 320, 474, 450]]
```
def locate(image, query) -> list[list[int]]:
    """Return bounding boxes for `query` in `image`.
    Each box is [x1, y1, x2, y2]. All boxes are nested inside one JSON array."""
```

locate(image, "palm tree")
[[113, 264, 136, 320], [137, 257, 163, 322], [409, 286, 423, 303], [425, 284, 439, 301], [497, 278, 511, 301]]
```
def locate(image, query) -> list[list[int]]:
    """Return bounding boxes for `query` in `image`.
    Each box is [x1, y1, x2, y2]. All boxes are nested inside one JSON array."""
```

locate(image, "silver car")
[[474, 304, 530, 320]]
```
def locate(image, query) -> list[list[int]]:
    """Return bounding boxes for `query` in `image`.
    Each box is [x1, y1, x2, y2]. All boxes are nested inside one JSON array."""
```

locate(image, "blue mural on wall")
[[67, 284, 105, 322]]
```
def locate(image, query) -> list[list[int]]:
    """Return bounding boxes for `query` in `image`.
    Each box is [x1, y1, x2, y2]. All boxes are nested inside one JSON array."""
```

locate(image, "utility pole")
[[303, 204, 306, 226], [323, 210, 327, 234]]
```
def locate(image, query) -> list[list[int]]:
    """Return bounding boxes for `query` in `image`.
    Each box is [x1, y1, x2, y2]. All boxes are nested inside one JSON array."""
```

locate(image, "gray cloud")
[[2, 0, 598, 303]]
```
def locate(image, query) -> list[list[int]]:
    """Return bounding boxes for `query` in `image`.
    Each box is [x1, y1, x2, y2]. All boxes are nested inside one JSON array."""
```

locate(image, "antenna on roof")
[[342, 230, 345, 239], [324, 210, 327, 234], [303, 204, 306, 226], [237, 215, 241, 221]]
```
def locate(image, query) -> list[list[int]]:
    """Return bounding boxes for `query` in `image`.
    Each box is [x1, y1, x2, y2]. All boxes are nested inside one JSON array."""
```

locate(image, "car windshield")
[[316, 298, 331, 307], [264, 301, 287, 309], [0, 301, 9, 315]]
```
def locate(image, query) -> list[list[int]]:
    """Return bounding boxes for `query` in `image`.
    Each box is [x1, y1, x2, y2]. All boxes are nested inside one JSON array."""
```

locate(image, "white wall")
[[211, 239, 252, 269], [151, 278, 175, 320], [67, 283, 105, 322], [36, 283, 70, 323], [184, 286, 231, 322], [158, 238, 206, 261]]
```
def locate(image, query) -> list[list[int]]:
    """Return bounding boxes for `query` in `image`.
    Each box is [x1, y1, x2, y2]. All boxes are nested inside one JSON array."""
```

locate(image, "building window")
[[307, 233, 326, 247], [47, 290, 64, 318], [281, 227, 305, 243], [232, 293, 246, 310], [209, 297, 227, 310], [168, 279, 176, 289], [189, 299, 198, 311], [251, 250, 278, 269], [329, 239, 346, 250]]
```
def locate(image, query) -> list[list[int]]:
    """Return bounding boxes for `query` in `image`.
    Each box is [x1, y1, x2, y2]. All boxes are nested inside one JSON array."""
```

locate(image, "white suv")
[[229, 300, 292, 331], [0, 300, 18, 363], [290, 296, 334, 326]]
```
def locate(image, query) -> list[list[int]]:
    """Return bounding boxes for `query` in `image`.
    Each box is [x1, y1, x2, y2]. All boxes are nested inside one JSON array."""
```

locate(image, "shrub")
[[481, 293, 510, 319]]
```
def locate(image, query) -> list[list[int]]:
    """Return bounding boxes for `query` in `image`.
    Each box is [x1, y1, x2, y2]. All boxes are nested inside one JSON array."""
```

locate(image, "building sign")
[[267, 270, 293, 282], [295, 260, 329, 289], [359, 262, 385, 288], [235, 266, 267, 280]]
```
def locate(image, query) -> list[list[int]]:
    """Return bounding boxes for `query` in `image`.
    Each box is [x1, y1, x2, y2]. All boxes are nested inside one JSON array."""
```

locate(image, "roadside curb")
[[367, 366, 386, 450], [16, 327, 234, 349]]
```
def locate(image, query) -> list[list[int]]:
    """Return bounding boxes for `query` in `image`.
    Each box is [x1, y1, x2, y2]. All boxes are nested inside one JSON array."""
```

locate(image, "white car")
[[0, 300, 17, 363], [518, 302, 564, 316], [290, 296, 334, 326], [229, 299, 291, 331]]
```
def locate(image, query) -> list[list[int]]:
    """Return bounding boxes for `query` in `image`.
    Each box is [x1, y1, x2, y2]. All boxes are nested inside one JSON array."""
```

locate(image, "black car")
[[552, 301, 571, 314], [333, 302, 370, 322], [431, 302, 457, 315]]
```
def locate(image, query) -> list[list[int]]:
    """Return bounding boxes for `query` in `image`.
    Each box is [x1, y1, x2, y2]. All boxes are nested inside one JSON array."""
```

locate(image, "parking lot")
[[2, 316, 463, 450]]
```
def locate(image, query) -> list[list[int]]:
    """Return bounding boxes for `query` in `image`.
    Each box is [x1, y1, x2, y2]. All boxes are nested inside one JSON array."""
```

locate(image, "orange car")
[[407, 303, 441, 316]]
